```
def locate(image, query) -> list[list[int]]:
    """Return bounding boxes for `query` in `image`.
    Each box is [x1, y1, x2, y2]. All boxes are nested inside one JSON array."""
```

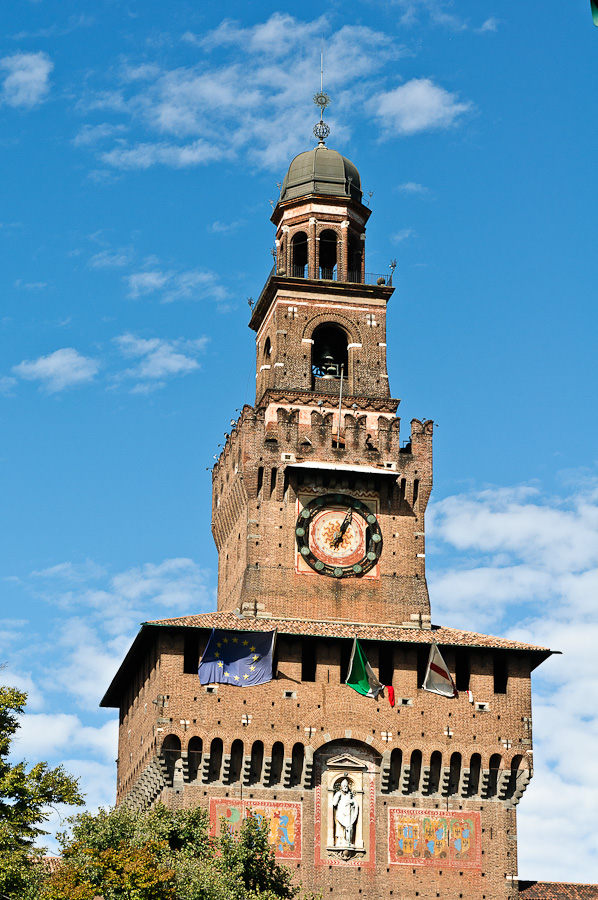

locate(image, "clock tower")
[[102, 107, 553, 900], [212, 136, 433, 630]]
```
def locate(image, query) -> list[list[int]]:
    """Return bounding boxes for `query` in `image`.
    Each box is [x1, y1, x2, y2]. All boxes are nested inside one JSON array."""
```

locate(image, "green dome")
[[279, 144, 362, 203]]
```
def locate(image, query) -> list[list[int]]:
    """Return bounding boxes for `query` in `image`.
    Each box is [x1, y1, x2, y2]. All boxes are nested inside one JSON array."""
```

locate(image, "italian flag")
[[345, 638, 384, 699], [422, 641, 458, 698], [593, 0, 598, 25]]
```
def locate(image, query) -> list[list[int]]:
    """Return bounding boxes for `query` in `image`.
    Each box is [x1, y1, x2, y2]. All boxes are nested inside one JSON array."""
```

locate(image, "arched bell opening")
[[318, 229, 337, 280], [161, 734, 181, 783], [348, 234, 363, 283], [291, 231, 308, 278], [311, 324, 348, 390]]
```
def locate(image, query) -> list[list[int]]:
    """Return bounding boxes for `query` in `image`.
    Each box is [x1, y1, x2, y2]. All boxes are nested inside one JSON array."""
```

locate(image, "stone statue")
[[332, 777, 359, 846]]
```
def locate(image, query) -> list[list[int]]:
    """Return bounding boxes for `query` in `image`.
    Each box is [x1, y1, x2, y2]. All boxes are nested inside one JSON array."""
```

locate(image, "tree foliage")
[[42, 803, 321, 900], [0, 685, 84, 899]]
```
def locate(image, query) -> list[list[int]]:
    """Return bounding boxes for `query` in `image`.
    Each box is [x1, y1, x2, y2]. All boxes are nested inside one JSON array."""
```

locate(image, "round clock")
[[295, 493, 383, 578]]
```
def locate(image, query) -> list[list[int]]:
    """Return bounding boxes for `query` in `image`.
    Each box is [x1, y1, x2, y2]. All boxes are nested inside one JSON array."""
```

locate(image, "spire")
[[313, 47, 331, 145]]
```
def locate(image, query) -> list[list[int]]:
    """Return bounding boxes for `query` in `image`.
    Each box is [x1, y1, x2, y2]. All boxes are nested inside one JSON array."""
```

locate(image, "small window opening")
[[257, 466, 264, 497], [493, 653, 508, 694], [270, 467, 277, 497], [302, 637, 317, 682], [183, 634, 199, 675], [378, 643, 394, 686], [455, 649, 470, 692]]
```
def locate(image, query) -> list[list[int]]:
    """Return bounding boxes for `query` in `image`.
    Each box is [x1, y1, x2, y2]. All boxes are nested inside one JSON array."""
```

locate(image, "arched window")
[[447, 752, 461, 796], [228, 739, 244, 784], [208, 737, 223, 783], [486, 753, 502, 798], [291, 232, 308, 278], [161, 734, 181, 784], [311, 324, 348, 386], [389, 748, 402, 793], [270, 741, 284, 786], [408, 749, 422, 794], [468, 753, 481, 796], [249, 741, 264, 785], [290, 742, 305, 787], [188, 736, 203, 783], [426, 751, 442, 795], [318, 229, 337, 280]]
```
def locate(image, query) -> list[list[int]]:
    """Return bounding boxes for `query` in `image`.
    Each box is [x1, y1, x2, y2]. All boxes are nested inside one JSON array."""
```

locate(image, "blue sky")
[[1, 0, 597, 882]]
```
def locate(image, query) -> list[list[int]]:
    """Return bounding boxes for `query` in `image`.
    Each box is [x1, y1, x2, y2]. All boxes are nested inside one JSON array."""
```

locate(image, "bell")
[[318, 346, 339, 378]]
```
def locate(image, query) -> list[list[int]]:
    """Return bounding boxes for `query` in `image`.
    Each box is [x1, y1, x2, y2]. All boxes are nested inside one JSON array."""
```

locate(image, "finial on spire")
[[313, 46, 331, 145]]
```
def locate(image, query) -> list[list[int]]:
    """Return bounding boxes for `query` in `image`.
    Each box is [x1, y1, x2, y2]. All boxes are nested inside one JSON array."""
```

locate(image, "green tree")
[[0, 684, 84, 899], [44, 804, 321, 900]]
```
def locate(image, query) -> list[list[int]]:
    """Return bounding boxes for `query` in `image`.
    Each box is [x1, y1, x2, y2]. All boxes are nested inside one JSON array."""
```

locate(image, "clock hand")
[[331, 509, 352, 547]]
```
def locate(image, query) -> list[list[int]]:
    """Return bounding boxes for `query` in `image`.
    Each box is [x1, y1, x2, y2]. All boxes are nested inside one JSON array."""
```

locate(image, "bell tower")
[[103, 94, 554, 900], [211, 121, 433, 628]]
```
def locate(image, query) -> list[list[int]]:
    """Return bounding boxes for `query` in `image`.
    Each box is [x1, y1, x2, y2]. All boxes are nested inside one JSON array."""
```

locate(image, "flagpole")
[[337, 366, 344, 445]]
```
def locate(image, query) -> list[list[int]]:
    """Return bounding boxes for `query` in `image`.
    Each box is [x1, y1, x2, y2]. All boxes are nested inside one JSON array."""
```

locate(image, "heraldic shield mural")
[[209, 799, 301, 861], [388, 808, 481, 868]]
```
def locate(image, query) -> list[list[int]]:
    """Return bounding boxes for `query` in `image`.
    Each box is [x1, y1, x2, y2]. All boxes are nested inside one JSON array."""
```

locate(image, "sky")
[[1, 0, 597, 883]]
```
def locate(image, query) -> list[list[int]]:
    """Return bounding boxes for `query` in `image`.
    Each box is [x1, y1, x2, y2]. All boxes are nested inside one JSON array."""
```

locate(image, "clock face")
[[295, 493, 383, 578]]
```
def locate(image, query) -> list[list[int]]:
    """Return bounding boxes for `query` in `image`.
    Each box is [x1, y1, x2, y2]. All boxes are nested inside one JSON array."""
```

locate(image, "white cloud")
[[14, 713, 117, 762], [0, 51, 53, 108], [88, 247, 132, 268], [427, 478, 598, 878], [125, 267, 227, 303], [0, 375, 17, 396], [126, 269, 170, 298], [14, 279, 47, 290], [12, 348, 100, 393], [397, 181, 429, 195], [74, 123, 127, 147], [102, 138, 226, 170], [79, 15, 404, 173], [375, 78, 471, 136], [113, 333, 207, 390], [392, 227, 413, 243]]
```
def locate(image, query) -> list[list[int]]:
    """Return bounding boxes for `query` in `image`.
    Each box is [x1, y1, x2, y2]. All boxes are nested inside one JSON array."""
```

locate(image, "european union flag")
[[198, 628, 276, 687]]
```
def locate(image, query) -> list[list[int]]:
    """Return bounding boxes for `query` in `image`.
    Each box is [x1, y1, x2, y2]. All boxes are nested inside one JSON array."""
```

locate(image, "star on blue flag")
[[198, 628, 276, 687]]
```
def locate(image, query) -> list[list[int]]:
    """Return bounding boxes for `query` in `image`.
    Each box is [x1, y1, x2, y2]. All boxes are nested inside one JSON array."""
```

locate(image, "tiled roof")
[[519, 883, 598, 899], [144, 610, 552, 654]]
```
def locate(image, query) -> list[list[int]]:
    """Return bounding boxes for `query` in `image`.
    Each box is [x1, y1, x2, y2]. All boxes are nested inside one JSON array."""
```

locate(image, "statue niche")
[[325, 754, 366, 860]]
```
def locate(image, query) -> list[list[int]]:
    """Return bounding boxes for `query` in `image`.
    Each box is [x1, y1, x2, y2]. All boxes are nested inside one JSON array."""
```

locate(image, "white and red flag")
[[422, 641, 458, 698]]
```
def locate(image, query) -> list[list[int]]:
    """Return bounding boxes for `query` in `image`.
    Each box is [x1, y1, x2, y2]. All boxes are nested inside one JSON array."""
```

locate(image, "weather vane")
[[313, 46, 331, 143]]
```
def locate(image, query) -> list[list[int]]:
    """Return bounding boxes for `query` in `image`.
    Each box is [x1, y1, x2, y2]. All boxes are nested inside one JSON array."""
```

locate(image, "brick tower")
[[102, 127, 552, 900]]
